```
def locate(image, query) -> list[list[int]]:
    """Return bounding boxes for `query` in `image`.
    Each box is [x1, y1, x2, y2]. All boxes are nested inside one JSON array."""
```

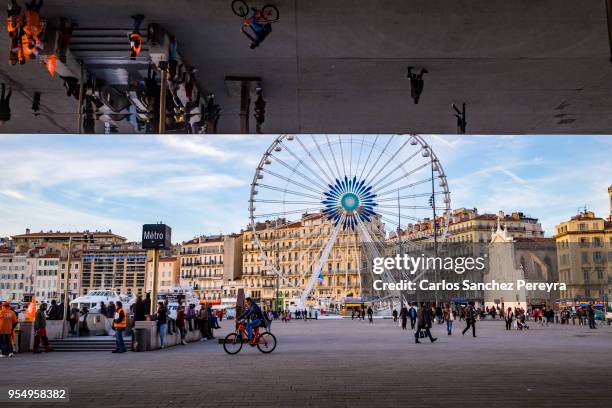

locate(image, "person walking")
[[367, 306, 374, 324], [462, 301, 477, 337], [443, 304, 453, 335], [156, 302, 168, 348], [33, 303, 52, 353], [505, 307, 514, 331], [408, 303, 417, 330], [46, 299, 61, 320], [176, 305, 186, 345], [69, 304, 79, 336], [107, 301, 116, 319], [415, 303, 437, 344], [587, 305, 597, 329], [131, 295, 146, 351], [0, 301, 18, 357], [198, 304, 210, 341], [400, 304, 408, 330], [392, 309, 398, 323], [112, 301, 127, 353]]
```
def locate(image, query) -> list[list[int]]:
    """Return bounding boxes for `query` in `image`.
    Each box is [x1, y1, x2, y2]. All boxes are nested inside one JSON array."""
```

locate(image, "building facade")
[[555, 208, 612, 301], [81, 243, 147, 296], [179, 235, 243, 301], [12, 229, 126, 252], [146, 256, 180, 294]]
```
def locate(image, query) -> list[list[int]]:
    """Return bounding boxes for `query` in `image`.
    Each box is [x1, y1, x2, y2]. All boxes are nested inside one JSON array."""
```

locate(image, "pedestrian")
[[367, 306, 374, 324], [415, 303, 437, 344], [462, 301, 477, 337], [400, 304, 408, 330], [0, 301, 18, 357], [435, 304, 443, 324], [443, 304, 453, 335], [587, 305, 597, 329], [112, 300, 127, 353], [144, 292, 151, 317], [361, 307, 366, 321], [46, 299, 61, 320], [408, 303, 417, 330], [107, 301, 115, 319], [505, 307, 513, 330], [57, 17, 77, 63], [69, 304, 79, 335], [198, 304, 210, 341], [392, 309, 398, 323], [156, 301, 168, 348], [186, 303, 195, 331], [33, 303, 53, 353], [176, 305, 186, 345]]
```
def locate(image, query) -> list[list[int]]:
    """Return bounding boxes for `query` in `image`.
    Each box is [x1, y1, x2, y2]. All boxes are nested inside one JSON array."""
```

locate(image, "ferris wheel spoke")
[[256, 184, 321, 200], [358, 135, 379, 181], [376, 191, 444, 203], [349, 135, 353, 177], [369, 149, 420, 189], [377, 204, 447, 210], [373, 162, 431, 193], [362, 136, 393, 184], [376, 177, 433, 197], [294, 136, 334, 185], [310, 135, 338, 183], [325, 135, 343, 180], [354, 136, 365, 177], [269, 152, 327, 192], [254, 199, 324, 205], [376, 209, 420, 222], [259, 168, 322, 195], [367, 138, 412, 187], [301, 215, 345, 304], [338, 136, 347, 177], [253, 207, 324, 219], [276, 141, 330, 189]]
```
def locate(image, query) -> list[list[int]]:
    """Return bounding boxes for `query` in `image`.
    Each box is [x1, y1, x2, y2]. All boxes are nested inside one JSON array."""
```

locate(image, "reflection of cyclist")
[[241, 8, 272, 49], [236, 297, 266, 343]]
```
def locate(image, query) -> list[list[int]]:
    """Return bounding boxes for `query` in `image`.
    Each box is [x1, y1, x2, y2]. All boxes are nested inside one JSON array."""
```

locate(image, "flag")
[[25, 297, 37, 321], [45, 54, 57, 77]]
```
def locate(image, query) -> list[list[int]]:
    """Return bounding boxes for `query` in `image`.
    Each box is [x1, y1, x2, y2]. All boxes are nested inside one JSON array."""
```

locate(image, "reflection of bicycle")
[[223, 320, 277, 355], [231, 0, 279, 24]]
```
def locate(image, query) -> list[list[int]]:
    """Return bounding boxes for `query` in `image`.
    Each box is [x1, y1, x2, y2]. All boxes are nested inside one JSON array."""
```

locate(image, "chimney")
[[497, 210, 505, 219], [608, 184, 612, 221], [26, 228, 30, 235]]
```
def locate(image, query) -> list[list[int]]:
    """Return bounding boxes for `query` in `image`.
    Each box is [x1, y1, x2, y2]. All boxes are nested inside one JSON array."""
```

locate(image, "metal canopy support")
[[240, 81, 250, 133], [225, 76, 262, 134]]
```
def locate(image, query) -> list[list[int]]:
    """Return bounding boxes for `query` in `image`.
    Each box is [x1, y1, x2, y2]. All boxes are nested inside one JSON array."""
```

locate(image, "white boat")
[[70, 290, 127, 311]]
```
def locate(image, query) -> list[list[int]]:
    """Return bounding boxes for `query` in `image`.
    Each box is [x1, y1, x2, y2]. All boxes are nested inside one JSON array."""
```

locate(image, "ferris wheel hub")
[[340, 192, 360, 212]]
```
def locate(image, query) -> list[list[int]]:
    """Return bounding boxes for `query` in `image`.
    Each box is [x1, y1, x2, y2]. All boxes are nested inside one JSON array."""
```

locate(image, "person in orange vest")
[[129, 14, 144, 59], [23, 0, 44, 41], [7, 0, 22, 65], [0, 301, 18, 357], [112, 300, 127, 353]]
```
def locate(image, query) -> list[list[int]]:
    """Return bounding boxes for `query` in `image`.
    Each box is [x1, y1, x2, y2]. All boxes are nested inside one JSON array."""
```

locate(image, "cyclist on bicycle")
[[236, 297, 266, 344], [241, 8, 272, 49]]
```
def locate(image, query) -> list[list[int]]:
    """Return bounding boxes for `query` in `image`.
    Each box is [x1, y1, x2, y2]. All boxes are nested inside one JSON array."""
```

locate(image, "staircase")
[[49, 336, 132, 352], [69, 27, 151, 69]]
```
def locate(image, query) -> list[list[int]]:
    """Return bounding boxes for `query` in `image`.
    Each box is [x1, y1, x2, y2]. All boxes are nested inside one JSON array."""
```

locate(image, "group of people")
[[393, 302, 480, 343], [7, 0, 45, 66]]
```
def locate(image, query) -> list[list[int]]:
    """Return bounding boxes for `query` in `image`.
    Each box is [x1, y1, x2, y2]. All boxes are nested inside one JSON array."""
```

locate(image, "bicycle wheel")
[[231, 0, 250, 17], [256, 332, 277, 353], [223, 333, 243, 355], [261, 5, 279, 22]]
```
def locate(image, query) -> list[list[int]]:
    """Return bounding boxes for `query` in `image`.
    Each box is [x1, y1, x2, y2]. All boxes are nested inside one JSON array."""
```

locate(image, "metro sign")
[[142, 224, 172, 250]]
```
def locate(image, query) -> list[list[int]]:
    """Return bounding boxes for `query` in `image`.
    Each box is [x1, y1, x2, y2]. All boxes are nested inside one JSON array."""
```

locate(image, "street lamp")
[[61, 233, 95, 338]]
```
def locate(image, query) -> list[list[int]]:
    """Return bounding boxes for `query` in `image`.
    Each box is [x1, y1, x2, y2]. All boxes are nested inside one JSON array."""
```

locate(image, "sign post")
[[142, 224, 172, 315]]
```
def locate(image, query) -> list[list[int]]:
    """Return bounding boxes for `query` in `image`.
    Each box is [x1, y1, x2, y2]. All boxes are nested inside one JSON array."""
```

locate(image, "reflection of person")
[[407, 66, 427, 104], [0, 84, 12, 123], [241, 9, 272, 49], [129, 14, 144, 59]]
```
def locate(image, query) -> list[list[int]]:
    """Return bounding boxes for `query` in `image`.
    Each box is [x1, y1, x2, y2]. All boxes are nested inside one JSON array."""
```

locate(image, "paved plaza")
[[3, 319, 612, 407]]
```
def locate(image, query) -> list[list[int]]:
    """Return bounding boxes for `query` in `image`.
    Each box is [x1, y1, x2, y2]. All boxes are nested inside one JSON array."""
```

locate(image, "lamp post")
[[61, 233, 94, 338]]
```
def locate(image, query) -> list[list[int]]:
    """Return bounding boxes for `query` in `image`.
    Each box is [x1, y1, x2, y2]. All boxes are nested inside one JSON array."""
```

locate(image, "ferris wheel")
[[248, 135, 451, 306]]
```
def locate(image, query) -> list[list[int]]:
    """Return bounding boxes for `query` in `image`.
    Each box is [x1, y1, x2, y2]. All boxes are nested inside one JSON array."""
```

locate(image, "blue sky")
[[0, 135, 610, 242]]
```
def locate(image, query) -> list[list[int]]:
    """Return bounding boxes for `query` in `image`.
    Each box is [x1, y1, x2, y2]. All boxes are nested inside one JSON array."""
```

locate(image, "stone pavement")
[[2, 319, 611, 408]]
